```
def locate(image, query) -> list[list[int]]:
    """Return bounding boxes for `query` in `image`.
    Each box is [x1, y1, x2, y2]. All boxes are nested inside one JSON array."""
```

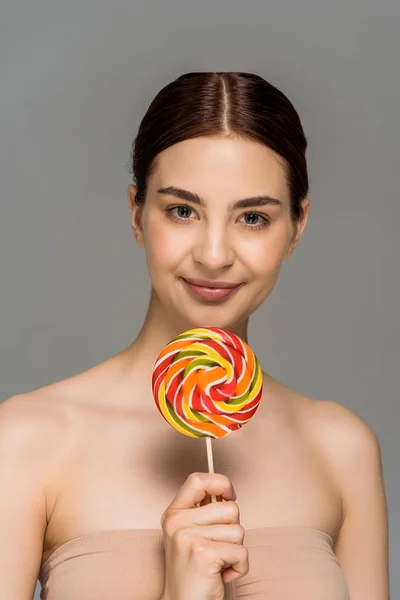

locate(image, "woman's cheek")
[[146, 224, 184, 269], [255, 225, 291, 272], [244, 238, 281, 278]]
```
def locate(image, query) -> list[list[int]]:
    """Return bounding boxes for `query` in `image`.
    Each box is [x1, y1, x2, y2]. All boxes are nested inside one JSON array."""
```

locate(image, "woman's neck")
[[114, 288, 251, 397], [134, 287, 250, 355]]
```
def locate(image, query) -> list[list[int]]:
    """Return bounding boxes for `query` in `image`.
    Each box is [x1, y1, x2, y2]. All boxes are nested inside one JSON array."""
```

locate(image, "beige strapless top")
[[38, 526, 350, 599]]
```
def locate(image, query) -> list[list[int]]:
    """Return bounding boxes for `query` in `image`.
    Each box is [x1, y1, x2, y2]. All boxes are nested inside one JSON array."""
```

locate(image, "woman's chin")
[[177, 312, 242, 333]]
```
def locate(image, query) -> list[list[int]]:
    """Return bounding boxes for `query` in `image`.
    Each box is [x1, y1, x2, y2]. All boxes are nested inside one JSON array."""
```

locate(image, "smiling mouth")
[[181, 278, 242, 301], [183, 278, 241, 289]]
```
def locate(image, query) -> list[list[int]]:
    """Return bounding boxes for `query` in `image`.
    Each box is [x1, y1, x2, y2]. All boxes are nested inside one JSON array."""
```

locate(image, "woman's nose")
[[192, 229, 235, 271]]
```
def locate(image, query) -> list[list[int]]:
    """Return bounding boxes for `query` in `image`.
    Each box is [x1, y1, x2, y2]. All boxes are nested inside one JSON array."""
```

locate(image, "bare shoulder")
[[0, 350, 128, 443], [302, 398, 384, 514], [0, 386, 77, 519], [0, 388, 74, 465], [305, 398, 382, 461], [0, 354, 121, 472], [0, 391, 64, 444], [262, 376, 381, 472], [1, 380, 76, 434]]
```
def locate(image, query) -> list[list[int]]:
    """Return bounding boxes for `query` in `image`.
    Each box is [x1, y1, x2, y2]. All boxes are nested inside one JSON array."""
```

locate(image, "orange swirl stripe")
[[151, 327, 263, 439]]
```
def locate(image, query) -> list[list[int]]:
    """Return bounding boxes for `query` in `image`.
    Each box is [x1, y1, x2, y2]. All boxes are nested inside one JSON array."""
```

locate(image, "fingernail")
[[233, 488, 237, 500]]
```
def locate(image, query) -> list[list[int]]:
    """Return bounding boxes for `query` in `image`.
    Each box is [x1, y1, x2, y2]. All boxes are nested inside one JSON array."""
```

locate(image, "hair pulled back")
[[129, 71, 309, 223]]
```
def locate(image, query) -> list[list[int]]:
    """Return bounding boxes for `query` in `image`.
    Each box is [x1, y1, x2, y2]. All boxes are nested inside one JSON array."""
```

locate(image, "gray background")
[[0, 1, 398, 598]]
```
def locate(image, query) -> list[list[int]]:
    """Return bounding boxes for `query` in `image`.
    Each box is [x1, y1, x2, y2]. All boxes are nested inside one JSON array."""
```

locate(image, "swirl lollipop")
[[152, 326, 263, 439]]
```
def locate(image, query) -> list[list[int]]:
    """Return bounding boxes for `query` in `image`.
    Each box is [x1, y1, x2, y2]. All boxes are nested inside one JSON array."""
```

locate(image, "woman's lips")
[[181, 278, 241, 301]]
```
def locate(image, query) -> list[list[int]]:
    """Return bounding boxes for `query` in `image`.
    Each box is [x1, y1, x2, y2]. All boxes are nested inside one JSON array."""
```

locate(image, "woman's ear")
[[284, 197, 310, 259], [128, 185, 145, 248]]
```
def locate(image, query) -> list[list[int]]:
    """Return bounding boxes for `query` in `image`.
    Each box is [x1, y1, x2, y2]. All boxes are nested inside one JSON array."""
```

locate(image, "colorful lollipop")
[[151, 327, 263, 439]]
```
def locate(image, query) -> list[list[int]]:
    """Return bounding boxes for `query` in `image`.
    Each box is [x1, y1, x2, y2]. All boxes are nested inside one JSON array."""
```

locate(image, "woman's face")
[[128, 135, 309, 331]]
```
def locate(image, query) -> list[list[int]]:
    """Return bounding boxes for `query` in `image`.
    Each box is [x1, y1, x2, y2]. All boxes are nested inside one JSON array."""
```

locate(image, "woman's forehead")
[[151, 137, 290, 202]]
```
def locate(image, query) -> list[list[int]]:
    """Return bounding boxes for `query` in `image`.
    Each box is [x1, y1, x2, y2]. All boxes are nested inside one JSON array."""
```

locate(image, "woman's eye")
[[240, 212, 271, 230], [243, 213, 260, 225], [166, 205, 270, 230], [166, 205, 196, 221], [175, 206, 193, 219]]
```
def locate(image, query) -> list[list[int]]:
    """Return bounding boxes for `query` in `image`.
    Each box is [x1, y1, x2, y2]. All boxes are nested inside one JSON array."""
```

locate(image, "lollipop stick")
[[205, 437, 217, 503], [206, 437, 234, 600]]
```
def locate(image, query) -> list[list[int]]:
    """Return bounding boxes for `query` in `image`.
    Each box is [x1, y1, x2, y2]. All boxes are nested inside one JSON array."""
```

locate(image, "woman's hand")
[[161, 472, 249, 600]]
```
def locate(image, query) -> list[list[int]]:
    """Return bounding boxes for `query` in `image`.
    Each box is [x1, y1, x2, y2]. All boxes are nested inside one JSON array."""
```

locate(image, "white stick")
[[205, 437, 233, 599], [205, 437, 217, 503]]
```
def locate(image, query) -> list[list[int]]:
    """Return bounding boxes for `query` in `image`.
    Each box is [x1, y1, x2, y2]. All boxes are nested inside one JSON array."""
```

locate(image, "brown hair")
[[128, 71, 309, 223]]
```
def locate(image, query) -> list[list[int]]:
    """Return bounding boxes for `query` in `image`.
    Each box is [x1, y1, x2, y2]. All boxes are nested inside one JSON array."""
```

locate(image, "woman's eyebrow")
[[156, 186, 283, 209]]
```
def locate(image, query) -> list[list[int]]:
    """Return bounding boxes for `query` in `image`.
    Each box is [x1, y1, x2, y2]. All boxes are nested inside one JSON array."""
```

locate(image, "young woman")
[[0, 72, 389, 600]]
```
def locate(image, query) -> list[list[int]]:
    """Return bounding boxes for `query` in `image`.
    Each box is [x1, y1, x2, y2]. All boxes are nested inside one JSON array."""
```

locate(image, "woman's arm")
[[0, 395, 49, 599], [318, 401, 390, 600]]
